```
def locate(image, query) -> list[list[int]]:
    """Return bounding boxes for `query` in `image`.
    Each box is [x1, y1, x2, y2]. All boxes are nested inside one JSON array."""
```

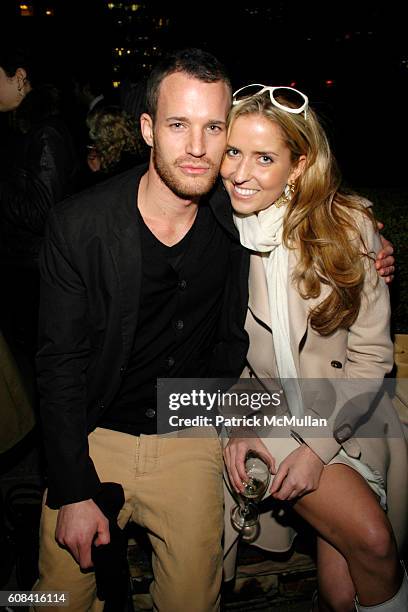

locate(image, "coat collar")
[[109, 165, 146, 240], [111, 170, 238, 238], [208, 181, 241, 241]]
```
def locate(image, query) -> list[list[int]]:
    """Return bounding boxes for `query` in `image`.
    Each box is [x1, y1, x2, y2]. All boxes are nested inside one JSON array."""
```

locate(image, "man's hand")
[[224, 436, 275, 494], [55, 499, 110, 569], [270, 444, 324, 501], [376, 222, 395, 283]]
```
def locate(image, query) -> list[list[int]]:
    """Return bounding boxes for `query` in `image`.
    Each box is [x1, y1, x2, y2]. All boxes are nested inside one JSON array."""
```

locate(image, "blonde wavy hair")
[[87, 106, 142, 172], [227, 93, 377, 335]]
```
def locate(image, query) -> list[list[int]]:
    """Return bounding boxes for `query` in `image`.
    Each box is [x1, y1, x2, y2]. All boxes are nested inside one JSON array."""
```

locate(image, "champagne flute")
[[230, 451, 271, 542]]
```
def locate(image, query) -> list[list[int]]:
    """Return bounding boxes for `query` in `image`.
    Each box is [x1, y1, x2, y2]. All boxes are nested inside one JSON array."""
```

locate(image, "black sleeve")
[[36, 209, 101, 508]]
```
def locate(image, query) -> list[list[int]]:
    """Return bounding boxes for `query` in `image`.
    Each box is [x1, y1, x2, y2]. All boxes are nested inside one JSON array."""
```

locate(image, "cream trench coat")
[[224, 215, 408, 579]]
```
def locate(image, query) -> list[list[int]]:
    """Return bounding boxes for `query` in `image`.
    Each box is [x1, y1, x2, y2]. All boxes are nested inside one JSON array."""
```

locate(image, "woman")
[[222, 85, 408, 612], [86, 105, 146, 178]]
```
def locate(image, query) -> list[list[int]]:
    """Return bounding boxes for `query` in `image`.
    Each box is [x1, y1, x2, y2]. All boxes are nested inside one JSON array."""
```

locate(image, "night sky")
[[1, 0, 407, 186]]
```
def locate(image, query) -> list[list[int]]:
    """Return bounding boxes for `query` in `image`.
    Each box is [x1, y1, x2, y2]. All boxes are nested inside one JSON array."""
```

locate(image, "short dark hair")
[[146, 48, 231, 119], [0, 46, 36, 82]]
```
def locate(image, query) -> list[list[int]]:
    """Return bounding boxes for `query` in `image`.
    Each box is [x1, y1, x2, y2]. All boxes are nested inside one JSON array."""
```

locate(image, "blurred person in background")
[[86, 105, 145, 180], [69, 65, 119, 188], [0, 45, 78, 357]]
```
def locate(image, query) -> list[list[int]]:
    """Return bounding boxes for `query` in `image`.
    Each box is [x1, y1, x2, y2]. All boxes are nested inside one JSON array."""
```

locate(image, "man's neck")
[[137, 162, 199, 247]]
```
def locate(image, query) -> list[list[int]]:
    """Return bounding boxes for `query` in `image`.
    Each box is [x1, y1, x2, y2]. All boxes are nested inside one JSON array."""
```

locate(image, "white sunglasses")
[[232, 84, 309, 119]]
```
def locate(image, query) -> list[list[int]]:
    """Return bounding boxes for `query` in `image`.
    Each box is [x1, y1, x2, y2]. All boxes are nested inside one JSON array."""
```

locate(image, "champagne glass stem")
[[241, 502, 250, 518]]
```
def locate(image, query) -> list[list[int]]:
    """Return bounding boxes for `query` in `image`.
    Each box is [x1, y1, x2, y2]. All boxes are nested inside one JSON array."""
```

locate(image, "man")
[[34, 48, 248, 612], [35, 49, 394, 611]]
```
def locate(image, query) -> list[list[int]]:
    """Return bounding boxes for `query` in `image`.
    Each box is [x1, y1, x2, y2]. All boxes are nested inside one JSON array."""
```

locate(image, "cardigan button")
[[331, 360, 343, 369], [166, 356, 175, 368]]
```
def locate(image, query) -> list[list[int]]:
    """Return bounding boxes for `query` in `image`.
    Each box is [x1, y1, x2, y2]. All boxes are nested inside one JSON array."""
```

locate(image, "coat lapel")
[[249, 250, 331, 373], [288, 251, 332, 371], [248, 253, 271, 328], [108, 172, 143, 359], [208, 181, 240, 240], [287, 253, 307, 372]]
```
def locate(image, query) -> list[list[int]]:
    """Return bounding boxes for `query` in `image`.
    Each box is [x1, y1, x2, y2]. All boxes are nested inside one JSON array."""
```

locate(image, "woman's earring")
[[274, 182, 295, 208]]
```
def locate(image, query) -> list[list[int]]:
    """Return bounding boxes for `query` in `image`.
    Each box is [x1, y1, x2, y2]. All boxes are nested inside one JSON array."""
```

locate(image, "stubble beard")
[[152, 138, 220, 200]]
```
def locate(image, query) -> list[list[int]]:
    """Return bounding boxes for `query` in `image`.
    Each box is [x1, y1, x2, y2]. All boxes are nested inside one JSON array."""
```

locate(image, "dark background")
[[1, 0, 407, 188]]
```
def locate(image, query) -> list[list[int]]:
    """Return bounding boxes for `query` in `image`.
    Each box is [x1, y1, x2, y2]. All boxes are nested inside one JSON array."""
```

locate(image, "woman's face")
[[0, 66, 22, 112], [221, 113, 304, 215]]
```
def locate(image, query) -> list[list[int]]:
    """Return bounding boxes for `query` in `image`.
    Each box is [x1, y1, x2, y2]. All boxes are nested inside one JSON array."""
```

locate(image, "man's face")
[[149, 72, 231, 199]]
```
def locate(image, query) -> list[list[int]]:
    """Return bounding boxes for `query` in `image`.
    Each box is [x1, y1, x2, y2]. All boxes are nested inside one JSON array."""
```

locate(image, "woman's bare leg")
[[315, 535, 356, 612], [292, 463, 400, 607]]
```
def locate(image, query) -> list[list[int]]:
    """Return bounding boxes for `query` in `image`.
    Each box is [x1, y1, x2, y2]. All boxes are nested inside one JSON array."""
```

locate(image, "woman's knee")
[[346, 516, 396, 566], [317, 588, 355, 612]]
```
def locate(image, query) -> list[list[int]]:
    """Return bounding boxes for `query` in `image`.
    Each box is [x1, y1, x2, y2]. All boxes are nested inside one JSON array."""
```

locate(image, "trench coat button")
[[175, 319, 184, 331], [331, 360, 343, 369], [178, 279, 187, 290], [166, 356, 175, 368], [145, 408, 156, 418], [334, 424, 353, 444]]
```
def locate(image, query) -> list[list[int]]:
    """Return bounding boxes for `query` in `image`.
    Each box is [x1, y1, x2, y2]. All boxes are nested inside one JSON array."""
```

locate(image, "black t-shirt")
[[100, 200, 231, 435]]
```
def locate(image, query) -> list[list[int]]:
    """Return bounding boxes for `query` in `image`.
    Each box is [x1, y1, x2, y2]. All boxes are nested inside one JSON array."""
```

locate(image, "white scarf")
[[234, 205, 304, 417]]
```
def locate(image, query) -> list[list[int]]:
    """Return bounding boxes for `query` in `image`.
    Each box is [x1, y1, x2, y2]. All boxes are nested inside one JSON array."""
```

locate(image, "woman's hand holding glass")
[[227, 448, 272, 542], [224, 436, 275, 494], [225, 437, 324, 502], [270, 444, 324, 501]]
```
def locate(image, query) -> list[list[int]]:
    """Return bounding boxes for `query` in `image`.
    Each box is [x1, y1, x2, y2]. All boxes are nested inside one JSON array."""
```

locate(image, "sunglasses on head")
[[232, 84, 309, 119]]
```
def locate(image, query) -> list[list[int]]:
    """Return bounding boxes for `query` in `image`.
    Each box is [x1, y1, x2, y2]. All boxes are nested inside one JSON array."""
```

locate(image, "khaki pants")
[[34, 427, 224, 612]]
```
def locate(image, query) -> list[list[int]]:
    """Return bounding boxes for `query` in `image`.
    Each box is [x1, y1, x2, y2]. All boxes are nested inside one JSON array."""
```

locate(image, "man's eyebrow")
[[165, 117, 226, 125], [166, 116, 190, 122], [206, 119, 226, 126]]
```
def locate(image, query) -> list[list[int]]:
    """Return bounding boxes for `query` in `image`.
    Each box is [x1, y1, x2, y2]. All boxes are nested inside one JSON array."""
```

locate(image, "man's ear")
[[140, 113, 154, 148]]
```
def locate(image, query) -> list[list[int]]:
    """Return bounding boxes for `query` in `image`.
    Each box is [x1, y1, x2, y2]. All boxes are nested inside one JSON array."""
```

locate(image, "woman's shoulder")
[[335, 192, 373, 216], [335, 193, 378, 251]]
